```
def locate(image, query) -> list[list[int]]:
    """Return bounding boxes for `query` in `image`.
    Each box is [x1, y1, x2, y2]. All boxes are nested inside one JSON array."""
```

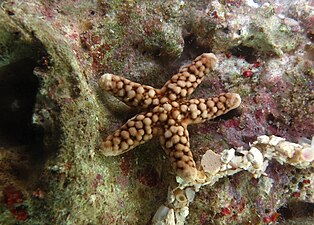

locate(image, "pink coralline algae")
[[3, 186, 28, 221]]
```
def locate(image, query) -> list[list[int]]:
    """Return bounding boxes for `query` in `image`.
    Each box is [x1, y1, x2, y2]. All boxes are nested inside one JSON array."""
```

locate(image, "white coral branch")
[[152, 135, 314, 225], [201, 135, 314, 184]]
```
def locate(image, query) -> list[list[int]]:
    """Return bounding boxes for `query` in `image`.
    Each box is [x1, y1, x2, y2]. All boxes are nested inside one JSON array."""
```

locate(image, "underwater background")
[[0, 0, 313, 224]]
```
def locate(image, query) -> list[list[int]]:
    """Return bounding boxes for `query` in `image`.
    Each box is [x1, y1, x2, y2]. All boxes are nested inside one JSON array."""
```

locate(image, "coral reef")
[[0, 0, 313, 224]]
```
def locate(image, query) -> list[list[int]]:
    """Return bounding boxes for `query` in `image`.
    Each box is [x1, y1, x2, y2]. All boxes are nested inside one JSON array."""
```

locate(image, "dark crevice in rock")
[[0, 27, 54, 191], [229, 45, 259, 63], [278, 201, 314, 221], [165, 33, 212, 76], [181, 34, 212, 62], [0, 59, 40, 147]]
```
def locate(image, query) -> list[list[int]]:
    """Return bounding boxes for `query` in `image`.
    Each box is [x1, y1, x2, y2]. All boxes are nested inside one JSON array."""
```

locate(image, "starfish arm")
[[182, 93, 241, 124], [100, 111, 156, 156], [160, 53, 218, 100], [159, 123, 197, 182], [99, 73, 161, 108]]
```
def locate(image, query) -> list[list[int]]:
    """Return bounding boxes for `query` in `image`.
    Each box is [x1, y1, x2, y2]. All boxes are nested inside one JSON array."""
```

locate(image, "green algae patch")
[[244, 15, 301, 56]]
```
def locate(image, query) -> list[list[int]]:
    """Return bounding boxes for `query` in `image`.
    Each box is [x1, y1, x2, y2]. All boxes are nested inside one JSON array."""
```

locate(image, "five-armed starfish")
[[99, 53, 241, 182]]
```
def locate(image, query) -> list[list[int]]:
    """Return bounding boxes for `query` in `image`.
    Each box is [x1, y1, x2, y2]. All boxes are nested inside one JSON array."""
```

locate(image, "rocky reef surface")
[[0, 0, 313, 224]]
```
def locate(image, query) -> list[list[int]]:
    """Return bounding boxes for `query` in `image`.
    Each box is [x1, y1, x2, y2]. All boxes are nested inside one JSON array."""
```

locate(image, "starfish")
[[98, 53, 241, 182]]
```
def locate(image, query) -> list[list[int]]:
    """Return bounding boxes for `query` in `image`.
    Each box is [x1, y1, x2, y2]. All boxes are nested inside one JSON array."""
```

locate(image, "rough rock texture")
[[0, 0, 313, 224]]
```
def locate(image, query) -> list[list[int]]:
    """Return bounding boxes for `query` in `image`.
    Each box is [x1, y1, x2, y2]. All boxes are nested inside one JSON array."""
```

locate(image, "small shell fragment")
[[221, 148, 235, 163], [152, 205, 175, 225], [201, 149, 222, 175]]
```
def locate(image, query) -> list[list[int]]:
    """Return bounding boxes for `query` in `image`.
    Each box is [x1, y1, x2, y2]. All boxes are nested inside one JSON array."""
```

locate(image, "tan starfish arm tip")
[[180, 93, 241, 125], [160, 124, 198, 182], [98, 73, 112, 90], [99, 73, 160, 108], [177, 167, 198, 182], [193, 53, 218, 70], [226, 93, 241, 110], [161, 53, 218, 100], [100, 112, 157, 156]]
